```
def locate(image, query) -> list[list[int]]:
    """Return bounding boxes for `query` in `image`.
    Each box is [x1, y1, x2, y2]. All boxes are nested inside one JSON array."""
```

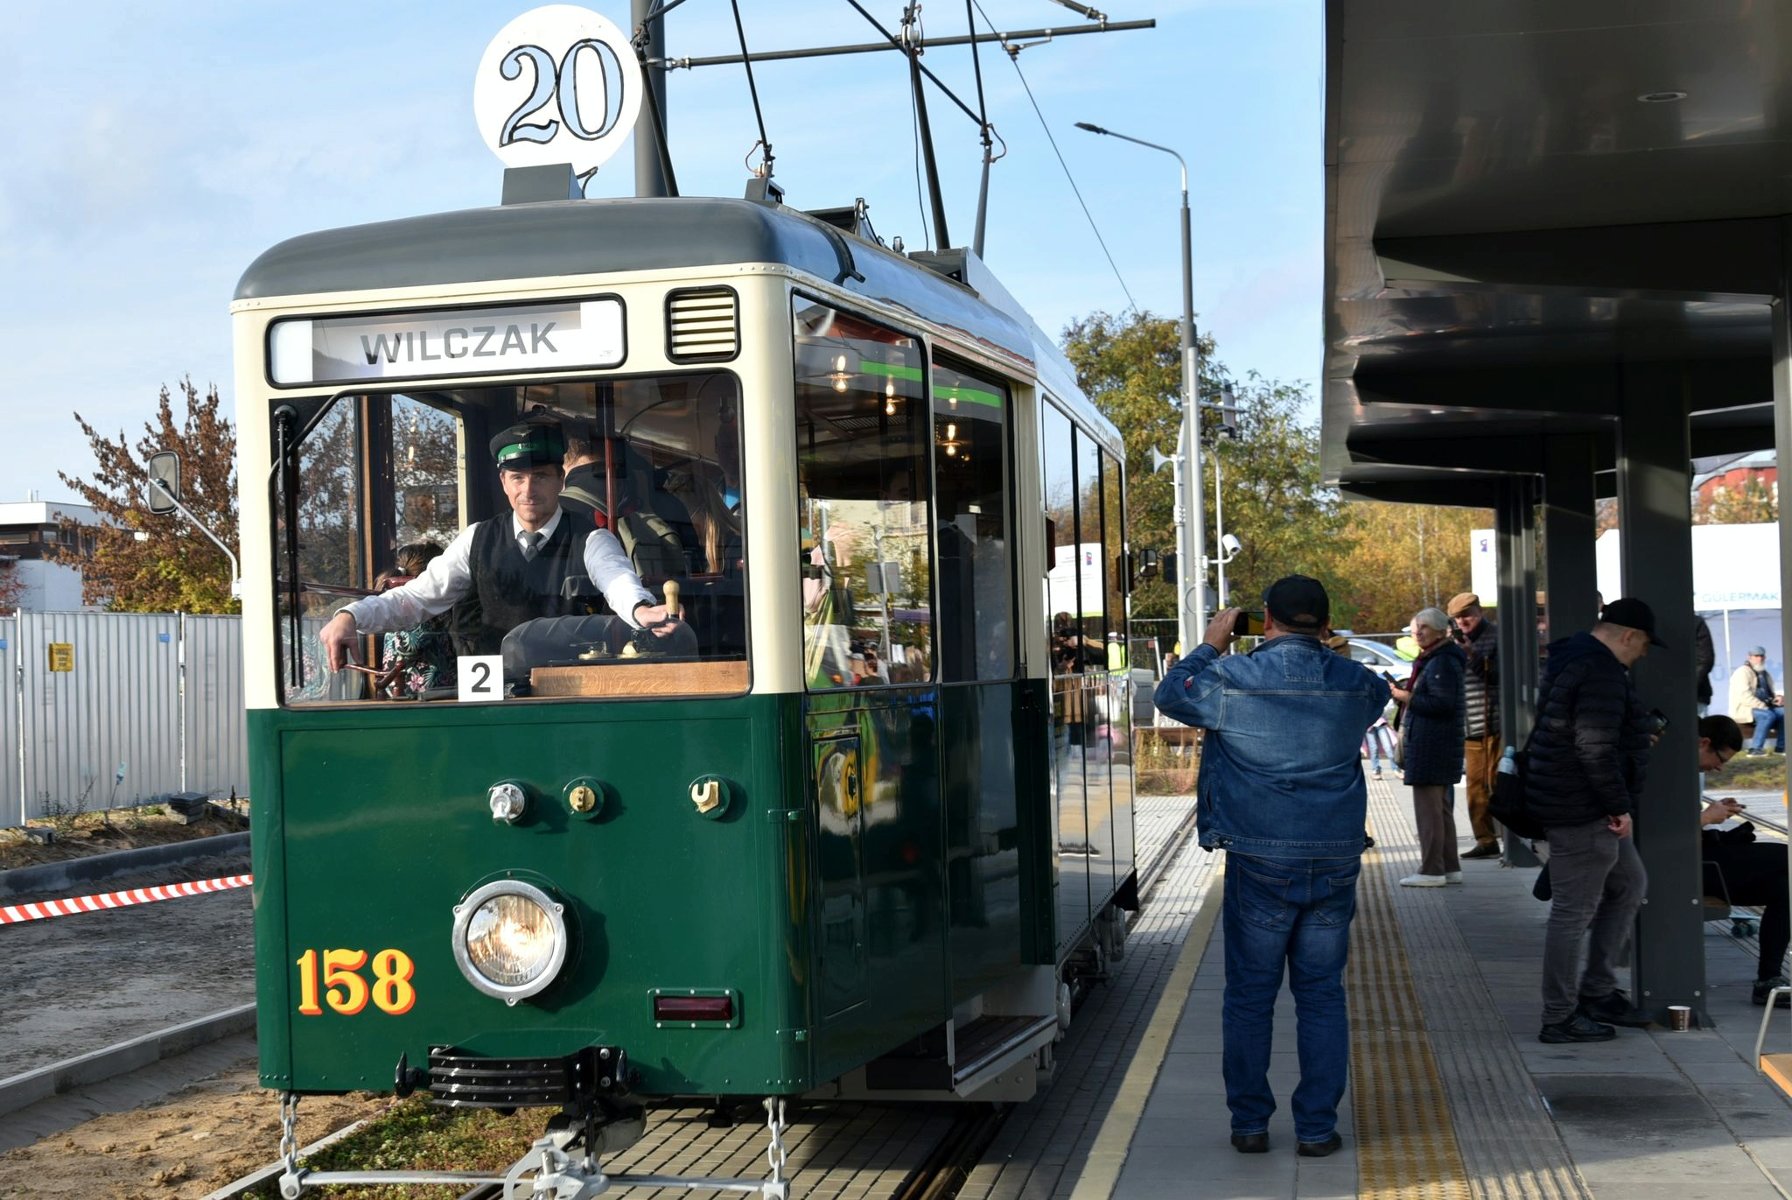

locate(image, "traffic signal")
[[1161, 552, 1178, 588]]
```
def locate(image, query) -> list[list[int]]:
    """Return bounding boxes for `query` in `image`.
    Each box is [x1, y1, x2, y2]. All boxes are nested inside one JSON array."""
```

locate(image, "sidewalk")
[[1104, 779, 1792, 1199]]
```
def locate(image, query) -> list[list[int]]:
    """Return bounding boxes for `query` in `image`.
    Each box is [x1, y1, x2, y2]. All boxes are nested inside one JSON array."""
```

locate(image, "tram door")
[[1043, 402, 1127, 957]]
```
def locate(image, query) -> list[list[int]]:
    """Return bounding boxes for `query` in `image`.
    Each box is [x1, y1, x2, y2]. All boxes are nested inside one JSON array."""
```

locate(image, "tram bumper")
[[419, 1044, 634, 1109]]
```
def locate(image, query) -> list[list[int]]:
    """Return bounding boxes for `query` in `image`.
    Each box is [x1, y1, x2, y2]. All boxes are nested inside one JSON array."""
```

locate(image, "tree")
[[1330, 502, 1492, 633], [55, 379, 239, 613], [1695, 474, 1778, 524], [1062, 311, 1347, 623]]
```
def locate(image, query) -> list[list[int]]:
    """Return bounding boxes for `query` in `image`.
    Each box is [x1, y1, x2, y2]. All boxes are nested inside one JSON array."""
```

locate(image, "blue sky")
[[0, 0, 1318, 504]]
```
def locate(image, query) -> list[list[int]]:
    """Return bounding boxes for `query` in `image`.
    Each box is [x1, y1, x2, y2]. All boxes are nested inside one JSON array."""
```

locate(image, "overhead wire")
[[973, 0, 1136, 310]]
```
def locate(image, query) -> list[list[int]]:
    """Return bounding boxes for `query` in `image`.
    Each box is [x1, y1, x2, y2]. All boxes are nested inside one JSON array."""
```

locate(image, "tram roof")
[[1322, 1, 1788, 507], [237, 195, 1114, 452]]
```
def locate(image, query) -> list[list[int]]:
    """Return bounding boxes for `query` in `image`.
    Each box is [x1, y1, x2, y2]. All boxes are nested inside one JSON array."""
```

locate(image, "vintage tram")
[[236, 174, 1137, 1193]]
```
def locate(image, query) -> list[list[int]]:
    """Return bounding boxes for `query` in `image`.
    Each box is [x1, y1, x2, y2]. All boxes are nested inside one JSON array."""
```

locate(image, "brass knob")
[[568, 784, 598, 814]]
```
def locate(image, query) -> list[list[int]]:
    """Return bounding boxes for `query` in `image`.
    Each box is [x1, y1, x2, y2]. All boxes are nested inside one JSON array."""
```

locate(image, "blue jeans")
[[1222, 852, 1360, 1142], [1363, 726, 1394, 773], [1752, 707, 1785, 752]]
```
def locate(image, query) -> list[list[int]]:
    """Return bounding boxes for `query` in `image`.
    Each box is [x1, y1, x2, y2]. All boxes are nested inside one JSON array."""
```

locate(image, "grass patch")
[[1710, 752, 1788, 795], [240, 1098, 551, 1199], [1134, 729, 1199, 795]]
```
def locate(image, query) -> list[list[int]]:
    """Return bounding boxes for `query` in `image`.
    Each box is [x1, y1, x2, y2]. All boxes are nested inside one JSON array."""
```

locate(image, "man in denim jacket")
[[1155, 575, 1389, 1158]]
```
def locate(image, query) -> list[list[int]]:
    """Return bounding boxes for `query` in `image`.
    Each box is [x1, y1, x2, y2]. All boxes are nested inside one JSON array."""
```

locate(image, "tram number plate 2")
[[295, 948, 417, 1016]]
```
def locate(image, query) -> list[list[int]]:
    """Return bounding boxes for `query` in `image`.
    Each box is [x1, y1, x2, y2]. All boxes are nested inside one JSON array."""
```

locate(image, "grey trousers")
[[1411, 785, 1461, 877], [1540, 818, 1648, 1024]]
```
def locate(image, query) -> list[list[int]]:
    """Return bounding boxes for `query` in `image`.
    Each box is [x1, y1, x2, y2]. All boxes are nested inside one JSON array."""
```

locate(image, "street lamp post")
[[1076, 122, 1205, 654]]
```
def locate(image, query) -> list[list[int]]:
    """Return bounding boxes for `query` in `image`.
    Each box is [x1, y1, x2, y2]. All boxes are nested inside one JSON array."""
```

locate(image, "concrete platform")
[[1028, 779, 1792, 1200]]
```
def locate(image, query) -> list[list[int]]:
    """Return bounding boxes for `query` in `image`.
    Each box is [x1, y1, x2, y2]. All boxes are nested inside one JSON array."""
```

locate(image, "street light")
[[1075, 121, 1204, 655]]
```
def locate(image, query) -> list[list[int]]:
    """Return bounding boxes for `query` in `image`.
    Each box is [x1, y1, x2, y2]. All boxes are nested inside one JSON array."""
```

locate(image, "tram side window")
[[931, 358, 1014, 681], [1073, 425, 1107, 650], [1041, 403, 1097, 676], [1101, 450, 1126, 652], [794, 299, 933, 688]]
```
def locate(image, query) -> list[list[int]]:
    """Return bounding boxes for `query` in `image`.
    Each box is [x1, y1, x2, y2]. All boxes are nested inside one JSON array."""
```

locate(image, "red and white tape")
[[0, 874, 253, 926]]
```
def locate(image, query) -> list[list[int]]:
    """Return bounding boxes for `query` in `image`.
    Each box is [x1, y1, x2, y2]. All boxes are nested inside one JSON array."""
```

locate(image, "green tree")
[[55, 379, 239, 613], [1062, 311, 1346, 622]]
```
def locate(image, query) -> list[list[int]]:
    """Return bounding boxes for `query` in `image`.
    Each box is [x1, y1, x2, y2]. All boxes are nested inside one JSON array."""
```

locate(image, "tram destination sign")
[[269, 298, 625, 385]]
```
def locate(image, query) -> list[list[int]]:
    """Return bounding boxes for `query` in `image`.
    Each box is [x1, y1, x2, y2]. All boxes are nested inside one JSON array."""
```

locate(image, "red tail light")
[[654, 994, 735, 1022]]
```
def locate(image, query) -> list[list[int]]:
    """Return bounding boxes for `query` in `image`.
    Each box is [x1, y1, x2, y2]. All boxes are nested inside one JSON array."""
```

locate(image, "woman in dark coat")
[[1389, 606, 1467, 885]]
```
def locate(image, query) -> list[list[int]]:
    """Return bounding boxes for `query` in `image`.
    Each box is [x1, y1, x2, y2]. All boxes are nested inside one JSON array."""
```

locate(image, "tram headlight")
[[451, 880, 568, 1005]]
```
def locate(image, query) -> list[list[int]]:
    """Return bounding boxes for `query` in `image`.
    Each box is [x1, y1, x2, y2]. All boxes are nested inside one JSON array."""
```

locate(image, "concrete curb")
[[0, 1003, 256, 1120], [0, 831, 251, 899]]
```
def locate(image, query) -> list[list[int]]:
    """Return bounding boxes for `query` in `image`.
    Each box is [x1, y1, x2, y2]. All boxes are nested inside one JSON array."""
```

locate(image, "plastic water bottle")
[[1497, 746, 1519, 776]]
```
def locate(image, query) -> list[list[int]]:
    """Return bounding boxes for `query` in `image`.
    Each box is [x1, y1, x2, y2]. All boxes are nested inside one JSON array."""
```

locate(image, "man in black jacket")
[[1530, 597, 1662, 1043]]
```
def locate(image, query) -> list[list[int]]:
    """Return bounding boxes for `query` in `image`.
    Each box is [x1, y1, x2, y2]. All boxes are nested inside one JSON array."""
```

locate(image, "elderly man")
[[1730, 646, 1785, 756], [1527, 598, 1661, 1042], [1155, 576, 1389, 1159], [1447, 592, 1502, 858], [319, 421, 677, 674]]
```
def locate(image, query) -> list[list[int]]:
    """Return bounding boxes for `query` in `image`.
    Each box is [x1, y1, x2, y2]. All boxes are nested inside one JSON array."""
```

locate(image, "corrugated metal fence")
[[2, 612, 245, 827]]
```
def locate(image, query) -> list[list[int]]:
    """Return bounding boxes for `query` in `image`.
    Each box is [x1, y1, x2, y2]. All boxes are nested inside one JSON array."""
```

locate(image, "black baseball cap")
[[1264, 575, 1329, 633], [1600, 597, 1666, 647]]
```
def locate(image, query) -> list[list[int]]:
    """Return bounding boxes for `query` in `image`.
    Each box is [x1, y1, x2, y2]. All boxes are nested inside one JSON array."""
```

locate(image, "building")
[[0, 498, 102, 612]]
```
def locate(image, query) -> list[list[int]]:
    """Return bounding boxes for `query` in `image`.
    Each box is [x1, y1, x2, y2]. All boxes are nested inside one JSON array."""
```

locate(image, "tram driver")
[[318, 420, 682, 683]]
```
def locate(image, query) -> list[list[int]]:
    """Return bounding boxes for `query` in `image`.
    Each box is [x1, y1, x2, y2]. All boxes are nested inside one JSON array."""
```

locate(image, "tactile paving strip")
[[1349, 830, 1476, 1199], [1363, 779, 1593, 1200]]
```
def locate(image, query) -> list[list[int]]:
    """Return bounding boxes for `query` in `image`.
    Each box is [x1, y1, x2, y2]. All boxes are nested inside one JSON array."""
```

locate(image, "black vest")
[[448, 512, 598, 656]]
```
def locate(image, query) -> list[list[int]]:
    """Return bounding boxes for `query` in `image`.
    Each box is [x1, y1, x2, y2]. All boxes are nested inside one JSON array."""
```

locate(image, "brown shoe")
[[1462, 843, 1501, 860]]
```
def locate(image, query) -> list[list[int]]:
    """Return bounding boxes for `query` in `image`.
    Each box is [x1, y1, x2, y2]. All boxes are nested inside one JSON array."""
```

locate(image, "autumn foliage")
[[55, 379, 239, 614]]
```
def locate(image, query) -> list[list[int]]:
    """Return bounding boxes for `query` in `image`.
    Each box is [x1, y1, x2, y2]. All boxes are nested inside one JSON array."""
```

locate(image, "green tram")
[[236, 189, 1137, 1191]]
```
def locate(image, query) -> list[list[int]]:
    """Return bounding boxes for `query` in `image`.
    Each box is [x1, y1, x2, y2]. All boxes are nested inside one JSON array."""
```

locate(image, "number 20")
[[500, 40, 627, 147]]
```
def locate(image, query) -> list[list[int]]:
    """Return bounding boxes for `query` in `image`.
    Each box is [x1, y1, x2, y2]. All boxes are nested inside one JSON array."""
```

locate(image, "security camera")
[[1220, 533, 1242, 555]]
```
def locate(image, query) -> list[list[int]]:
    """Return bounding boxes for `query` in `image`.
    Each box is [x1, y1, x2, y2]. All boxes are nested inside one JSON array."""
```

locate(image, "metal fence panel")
[[0, 618, 16, 826], [20, 612, 184, 821], [183, 614, 247, 799]]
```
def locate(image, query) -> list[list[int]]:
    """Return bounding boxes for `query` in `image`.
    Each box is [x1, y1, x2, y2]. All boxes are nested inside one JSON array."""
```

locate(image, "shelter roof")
[[1323, 1, 1789, 505]]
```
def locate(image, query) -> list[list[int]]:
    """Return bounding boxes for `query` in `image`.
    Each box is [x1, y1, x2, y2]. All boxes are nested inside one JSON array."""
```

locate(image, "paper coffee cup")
[[1667, 1005, 1692, 1031]]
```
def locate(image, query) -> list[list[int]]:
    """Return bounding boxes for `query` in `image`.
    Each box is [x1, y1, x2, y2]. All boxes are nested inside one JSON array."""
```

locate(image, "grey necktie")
[[520, 531, 543, 561]]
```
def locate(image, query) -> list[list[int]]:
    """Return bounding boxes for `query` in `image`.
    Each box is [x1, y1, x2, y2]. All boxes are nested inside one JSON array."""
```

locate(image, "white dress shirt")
[[340, 508, 656, 635]]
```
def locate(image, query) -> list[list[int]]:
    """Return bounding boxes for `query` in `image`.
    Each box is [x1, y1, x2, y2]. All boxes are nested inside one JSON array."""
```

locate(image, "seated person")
[[1697, 715, 1790, 1007], [372, 541, 456, 697], [319, 421, 680, 679], [558, 429, 691, 582]]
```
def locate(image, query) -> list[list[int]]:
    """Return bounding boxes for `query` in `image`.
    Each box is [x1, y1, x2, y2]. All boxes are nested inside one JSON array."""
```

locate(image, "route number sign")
[[474, 5, 643, 178]]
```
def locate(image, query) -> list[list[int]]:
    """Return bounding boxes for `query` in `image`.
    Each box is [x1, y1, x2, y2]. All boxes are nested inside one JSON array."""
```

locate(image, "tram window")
[[1101, 450, 1126, 649], [1073, 425, 1106, 648], [931, 358, 1014, 681], [275, 370, 747, 705], [1042, 403, 1094, 677], [793, 299, 933, 688]]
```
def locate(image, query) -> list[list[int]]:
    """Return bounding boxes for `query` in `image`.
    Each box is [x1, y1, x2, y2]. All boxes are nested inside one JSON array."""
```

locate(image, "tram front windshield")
[[275, 372, 745, 703]]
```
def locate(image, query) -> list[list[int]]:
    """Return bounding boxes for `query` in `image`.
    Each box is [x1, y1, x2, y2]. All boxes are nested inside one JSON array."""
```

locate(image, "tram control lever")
[[663, 579, 682, 620]]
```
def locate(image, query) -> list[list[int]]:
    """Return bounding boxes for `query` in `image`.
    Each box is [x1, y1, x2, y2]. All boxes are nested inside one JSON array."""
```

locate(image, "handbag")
[[1487, 674, 1551, 841], [1487, 749, 1546, 840]]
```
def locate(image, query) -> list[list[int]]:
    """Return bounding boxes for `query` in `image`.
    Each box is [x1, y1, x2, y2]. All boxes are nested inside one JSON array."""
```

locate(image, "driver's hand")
[[632, 604, 681, 634], [319, 612, 359, 671]]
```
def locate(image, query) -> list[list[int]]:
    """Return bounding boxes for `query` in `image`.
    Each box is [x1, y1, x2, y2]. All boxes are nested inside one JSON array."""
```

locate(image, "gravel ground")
[[1, 852, 254, 1079]]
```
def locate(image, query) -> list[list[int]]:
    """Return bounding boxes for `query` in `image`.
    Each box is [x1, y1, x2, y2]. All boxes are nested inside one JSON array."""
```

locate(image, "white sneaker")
[[1444, 871, 1463, 884], [1400, 874, 1446, 887]]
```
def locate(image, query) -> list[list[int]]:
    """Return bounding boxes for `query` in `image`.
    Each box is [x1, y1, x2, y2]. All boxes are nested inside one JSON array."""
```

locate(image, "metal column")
[[632, 0, 670, 198], [1494, 477, 1541, 868], [1615, 365, 1705, 1021], [1541, 434, 1601, 650]]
